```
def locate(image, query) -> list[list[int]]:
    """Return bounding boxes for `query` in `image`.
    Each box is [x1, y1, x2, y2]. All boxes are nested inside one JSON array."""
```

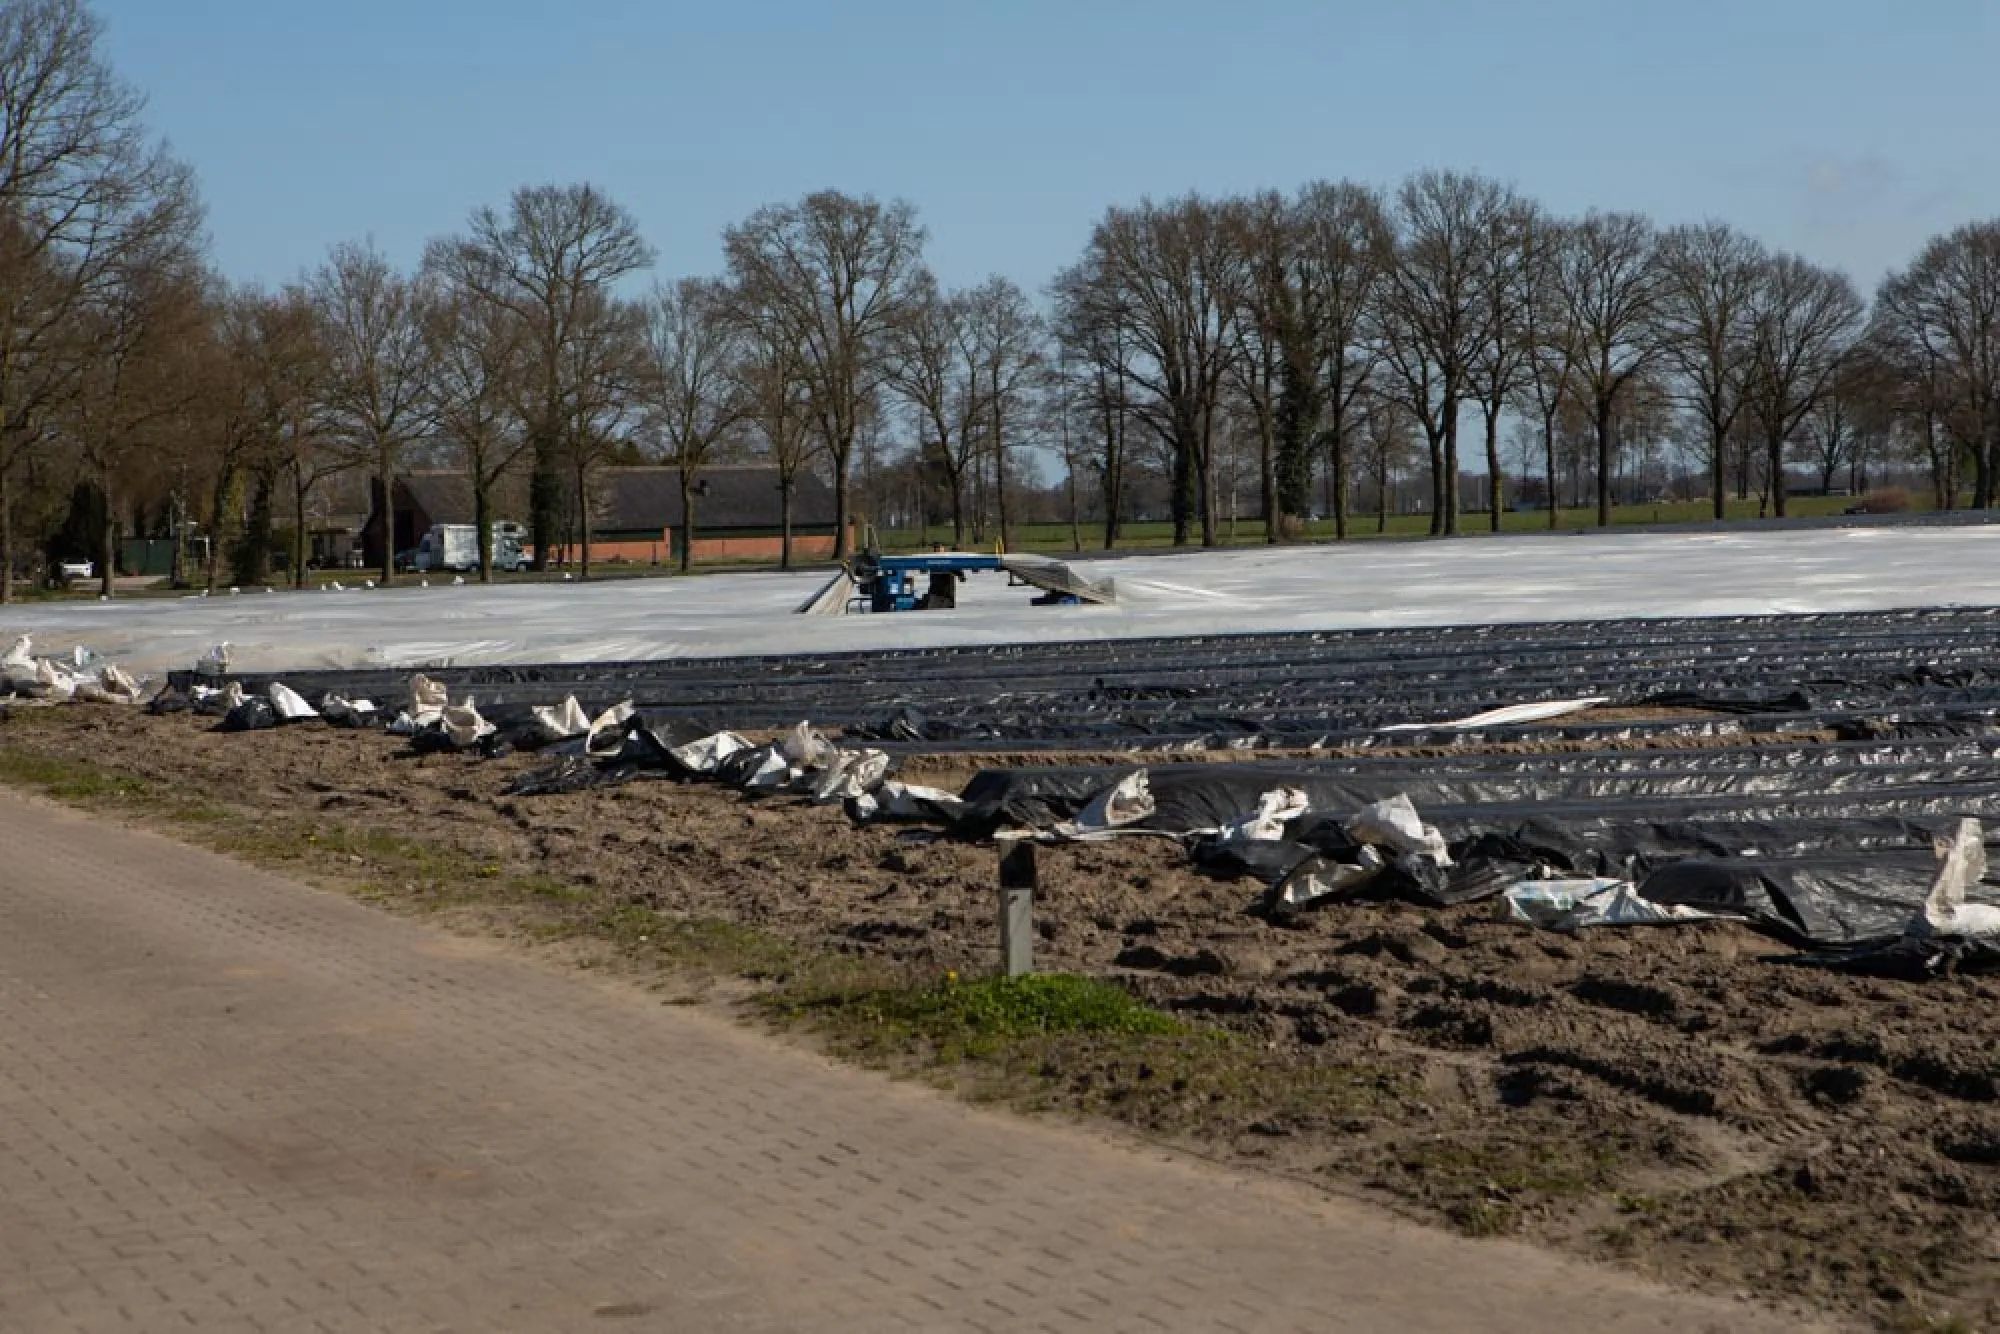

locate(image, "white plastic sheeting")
[[1501, 879, 1720, 931], [1377, 697, 1611, 733], [1, 635, 143, 704], [6, 525, 2000, 674], [1911, 819, 2000, 940]]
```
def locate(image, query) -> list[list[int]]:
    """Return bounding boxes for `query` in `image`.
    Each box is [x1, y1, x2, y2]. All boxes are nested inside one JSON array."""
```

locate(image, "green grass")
[[0, 747, 150, 800], [769, 972, 1181, 1061], [881, 495, 1877, 554]]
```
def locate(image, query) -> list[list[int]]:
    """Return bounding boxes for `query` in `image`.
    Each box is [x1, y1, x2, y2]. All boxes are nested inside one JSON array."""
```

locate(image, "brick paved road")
[[0, 789, 1825, 1333]]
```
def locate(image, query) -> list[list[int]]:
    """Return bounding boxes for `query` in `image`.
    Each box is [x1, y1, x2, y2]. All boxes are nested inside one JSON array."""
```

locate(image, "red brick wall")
[[529, 529, 847, 567]]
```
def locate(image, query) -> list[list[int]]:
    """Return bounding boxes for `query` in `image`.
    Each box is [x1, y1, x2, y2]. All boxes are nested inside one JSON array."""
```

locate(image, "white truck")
[[414, 524, 525, 573]]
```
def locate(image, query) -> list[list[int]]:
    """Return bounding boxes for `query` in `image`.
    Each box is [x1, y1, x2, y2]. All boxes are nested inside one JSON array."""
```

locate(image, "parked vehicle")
[[57, 559, 94, 583], [413, 523, 525, 573]]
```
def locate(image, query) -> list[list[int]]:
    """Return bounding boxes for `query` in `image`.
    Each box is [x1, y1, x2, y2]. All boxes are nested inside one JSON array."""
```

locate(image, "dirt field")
[[5, 706, 1997, 1330]]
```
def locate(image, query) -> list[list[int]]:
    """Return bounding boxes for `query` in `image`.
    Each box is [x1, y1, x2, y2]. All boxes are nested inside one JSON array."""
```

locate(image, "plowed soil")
[[7, 706, 1997, 1330]]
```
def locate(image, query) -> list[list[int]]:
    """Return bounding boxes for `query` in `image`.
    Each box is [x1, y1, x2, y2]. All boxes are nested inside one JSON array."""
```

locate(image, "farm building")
[[363, 466, 843, 568]]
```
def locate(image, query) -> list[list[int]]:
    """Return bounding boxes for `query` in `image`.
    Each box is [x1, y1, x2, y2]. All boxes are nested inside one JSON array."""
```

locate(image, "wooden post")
[[998, 840, 1036, 977]]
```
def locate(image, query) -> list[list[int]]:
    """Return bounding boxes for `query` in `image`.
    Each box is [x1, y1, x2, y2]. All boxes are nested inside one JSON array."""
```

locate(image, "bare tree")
[[1655, 221, 1766, 519], [736, 315, 816, 568], [1465, 201, 1537, 528], [885, 272, 981, 544], [962, 275, 1044, 547], [0, 0, 193, 601], [1223, 191, 1290, 542], [1873, 223, 2000, 508], [1376, 170, 1515, 535], [422, 278, 526, 581], [724, 191, 925, 558], [310, 240, 433, 585], [1742, 253, 1864, 515], [556, 292, 645, 579], [1072, 195, 1244, 546], [645, 277, 746, 572], [1287, 182, 1392, 538], [1554, 211, 1663, 526], [1050, 255, 1138, 548], [1512, 214, 1583, 528], [65, 236, 208, 595], [427, 184, 653, 570]]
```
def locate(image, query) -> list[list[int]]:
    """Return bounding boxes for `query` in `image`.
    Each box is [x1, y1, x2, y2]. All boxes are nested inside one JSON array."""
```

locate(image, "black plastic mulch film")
[[182, 607, 2000, 974]]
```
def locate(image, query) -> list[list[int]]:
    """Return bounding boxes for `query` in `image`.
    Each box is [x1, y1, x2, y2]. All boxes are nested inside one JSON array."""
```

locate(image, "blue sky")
[[96, 0, 1999, 298]]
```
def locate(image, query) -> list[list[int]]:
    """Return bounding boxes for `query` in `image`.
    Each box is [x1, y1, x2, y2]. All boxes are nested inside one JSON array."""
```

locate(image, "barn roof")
[[393, 466, 837, 531]]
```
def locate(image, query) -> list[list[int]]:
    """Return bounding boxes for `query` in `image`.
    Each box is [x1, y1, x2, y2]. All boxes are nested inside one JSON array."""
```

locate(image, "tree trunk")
[[1258, 396, 1277, 546], [1329, 422, 1349, 541], [529, 429, 557, 572], [779, 473, 795, 569], [994, 435, 1011, 552], [0, 456, 10, 605], [575, 456, 592, 580], [1066, 457, 1082, 552], [1595, 395, 1614, 528], [1972, 419, 1994, 510], [1424, 423, 1444, 536], [1542, 413, 1559, 530], [831, 436, 852, 560], [1768, 429, 1789, 518], [98, 477, 116, 599], [242, 471, 276, 587], [205, 465, 237, 594], [377, 454, 395, 586], [678, 471, 695, 574], [1482, 402, 1503, 532], [1711, 417, 1727, 520], [1100, 400, 1123, 550], [292, 469, 310, 589], [1375, 454, 1390, 533], [1171, 413, 1197, 547], [1442, 392, 1462, 536], [947, 459, 966, 547], [474, 478, 493, 584]]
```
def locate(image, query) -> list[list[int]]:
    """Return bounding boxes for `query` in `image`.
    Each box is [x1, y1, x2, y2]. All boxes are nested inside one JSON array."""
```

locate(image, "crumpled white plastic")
[[1346, 793, 1453, 867], [320, 695, 379, 726], [1051, 770, 1157, 840], [408, 673, 450, 726], [440, 696, 495, 748], [266, 682, 320, 722], [849, 781, 967, 823], [1217, 787, 1309, 843], [809, 748, 892, 803], [582, 700, 637, 758], [1273, 846, 1386, 913], [528, 695, 592, 744], [780, 721, 837, 771], [1378, 697, 1611, 733], [668, 730, 753, 774], [1501, 879, 1718, 931], [1910, 818, 2000, 940]]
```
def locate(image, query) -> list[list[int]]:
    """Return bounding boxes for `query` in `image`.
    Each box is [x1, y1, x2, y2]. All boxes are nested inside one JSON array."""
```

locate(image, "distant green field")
[[879, 495, 1875, 553], [23, 495, 1921, 601]]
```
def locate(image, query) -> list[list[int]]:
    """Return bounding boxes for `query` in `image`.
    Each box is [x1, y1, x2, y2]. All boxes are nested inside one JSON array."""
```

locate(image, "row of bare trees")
[[9, 0, 2000, 605], [1048, 173, 1956, 545]]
